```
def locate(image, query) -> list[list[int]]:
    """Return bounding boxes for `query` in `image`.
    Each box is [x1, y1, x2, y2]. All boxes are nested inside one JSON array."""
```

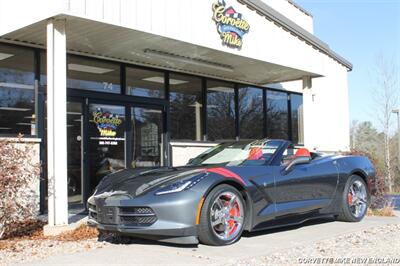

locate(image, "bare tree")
[[371, 55, 399, 193], [350, 120, 358, 150]]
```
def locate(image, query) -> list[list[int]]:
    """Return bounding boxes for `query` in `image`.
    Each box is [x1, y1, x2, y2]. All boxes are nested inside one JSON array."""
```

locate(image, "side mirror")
[[283, 156, 311, 174]]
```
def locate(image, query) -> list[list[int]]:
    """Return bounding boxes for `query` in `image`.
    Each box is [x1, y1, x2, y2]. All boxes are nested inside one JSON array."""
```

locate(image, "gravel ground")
[[1, 223, 399, 266], [0, 238, 110, 266], [232, 223, 400, 266]]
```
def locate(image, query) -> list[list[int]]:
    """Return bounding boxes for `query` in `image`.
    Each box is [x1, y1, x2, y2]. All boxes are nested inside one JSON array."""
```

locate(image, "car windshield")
[[188, 139, 283, 166]]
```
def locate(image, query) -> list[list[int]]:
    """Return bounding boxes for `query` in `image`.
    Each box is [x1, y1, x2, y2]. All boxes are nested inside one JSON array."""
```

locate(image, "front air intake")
[[118, 207, 157, 226]]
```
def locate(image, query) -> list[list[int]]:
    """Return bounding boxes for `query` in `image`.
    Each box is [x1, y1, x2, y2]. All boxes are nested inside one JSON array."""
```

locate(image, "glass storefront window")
[[239, 86, 264, 139], [170, 74, 202, 141], [0, 44, 35, 136], [207, 80, 236, 141], [40, 52, 47, 87], [291, 94, 304, 144], [126, 67, 165, 98], [132, 107, 163, 168], [266, 90, 289, 140], [67, 56, 121, 93]]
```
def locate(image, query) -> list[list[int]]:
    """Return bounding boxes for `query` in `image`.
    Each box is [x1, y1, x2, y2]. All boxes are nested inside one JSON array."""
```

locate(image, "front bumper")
[[87, 189, 203, 244]]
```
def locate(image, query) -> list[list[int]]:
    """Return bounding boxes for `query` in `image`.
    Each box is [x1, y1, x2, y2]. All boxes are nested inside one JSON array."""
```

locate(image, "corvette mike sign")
[[212, 0, 250, 49]]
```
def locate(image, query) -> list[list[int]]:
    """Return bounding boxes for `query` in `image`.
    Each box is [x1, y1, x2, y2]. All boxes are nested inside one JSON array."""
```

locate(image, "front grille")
[[119, 207, 154, 215], [118, 207, 157, 226], [120, 215, 157, 225]]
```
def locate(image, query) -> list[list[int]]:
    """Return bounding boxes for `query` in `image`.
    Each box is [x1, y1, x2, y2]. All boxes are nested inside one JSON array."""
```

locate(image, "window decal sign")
[[212, 0, 250, 50], [92, 108, 122, 137]]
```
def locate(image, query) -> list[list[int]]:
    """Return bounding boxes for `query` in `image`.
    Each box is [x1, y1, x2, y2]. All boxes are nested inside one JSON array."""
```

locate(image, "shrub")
[[346, 149, 389, 209], [0, 136, 40, 239]]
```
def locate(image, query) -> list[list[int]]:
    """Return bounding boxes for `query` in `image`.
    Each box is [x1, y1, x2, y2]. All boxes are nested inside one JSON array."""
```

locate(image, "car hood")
[[93, 166, 207, 198]]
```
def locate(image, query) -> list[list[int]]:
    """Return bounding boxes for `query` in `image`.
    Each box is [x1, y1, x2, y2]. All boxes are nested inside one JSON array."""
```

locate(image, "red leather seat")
[[248, 147, 263, 160], [294, 148, 311, 158]]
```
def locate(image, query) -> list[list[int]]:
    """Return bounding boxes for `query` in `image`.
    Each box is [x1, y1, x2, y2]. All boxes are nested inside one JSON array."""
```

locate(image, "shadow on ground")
[[97, 217, 336, 248], [242, 217, 335, 238]]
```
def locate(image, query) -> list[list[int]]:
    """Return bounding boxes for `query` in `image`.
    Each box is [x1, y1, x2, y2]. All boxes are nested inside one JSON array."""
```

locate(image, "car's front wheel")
[[198, 184, 245, 246], [337, 175, 369, 222]]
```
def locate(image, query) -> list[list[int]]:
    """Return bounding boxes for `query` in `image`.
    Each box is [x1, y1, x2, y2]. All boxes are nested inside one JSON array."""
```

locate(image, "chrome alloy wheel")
[[209, 191, 244, 241], [347, 180, 368, 218]]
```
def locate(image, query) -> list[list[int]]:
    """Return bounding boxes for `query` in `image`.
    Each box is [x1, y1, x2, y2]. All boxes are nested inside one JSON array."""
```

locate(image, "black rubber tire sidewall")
[[338, 175, 369, 222], [198, 184, 245, 246]]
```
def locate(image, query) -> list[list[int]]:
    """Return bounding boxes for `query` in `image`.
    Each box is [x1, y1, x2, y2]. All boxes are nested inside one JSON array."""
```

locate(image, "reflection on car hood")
[[94, 166, 205, 197]]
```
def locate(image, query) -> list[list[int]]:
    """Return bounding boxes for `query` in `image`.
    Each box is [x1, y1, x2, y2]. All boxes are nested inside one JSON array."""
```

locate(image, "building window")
[[207, 80, 235, 141], [67, 56, 121, 93], [266, 90, 289, 140], [291, 94, 304, 144], [126, 67, 165, 98], [238, 86, 264, 139], [169, 74, 202, 141], [131, 107, 163, 168], [0, 44, 36, 136]]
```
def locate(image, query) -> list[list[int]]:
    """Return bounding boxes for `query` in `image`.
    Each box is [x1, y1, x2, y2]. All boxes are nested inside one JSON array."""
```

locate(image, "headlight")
[[155, 173, 207, 195]]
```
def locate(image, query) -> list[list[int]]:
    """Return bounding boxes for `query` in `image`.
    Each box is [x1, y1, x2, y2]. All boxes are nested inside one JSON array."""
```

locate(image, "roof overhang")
[[0, 14, 321, 86]]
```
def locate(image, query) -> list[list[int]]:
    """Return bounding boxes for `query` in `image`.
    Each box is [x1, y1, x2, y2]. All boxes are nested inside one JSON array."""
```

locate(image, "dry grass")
[[57, 224, 98, 241], [0, 223, 99, 251], [1, 219, 46, 240], [367, 205, 395, 217]]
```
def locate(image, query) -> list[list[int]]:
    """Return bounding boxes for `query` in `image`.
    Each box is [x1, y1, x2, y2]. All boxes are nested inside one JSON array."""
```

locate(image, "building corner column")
[[302, 76, 315, 150], [46, 18, 68, 229]]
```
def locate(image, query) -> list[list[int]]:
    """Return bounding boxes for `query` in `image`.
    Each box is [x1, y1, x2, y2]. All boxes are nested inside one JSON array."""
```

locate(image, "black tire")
[[198, 184, 246, 246], [337, 175, 369, 222]]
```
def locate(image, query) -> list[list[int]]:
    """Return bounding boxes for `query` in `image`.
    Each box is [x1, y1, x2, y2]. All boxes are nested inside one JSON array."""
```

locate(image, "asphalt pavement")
[[25, 215, 400, 266]]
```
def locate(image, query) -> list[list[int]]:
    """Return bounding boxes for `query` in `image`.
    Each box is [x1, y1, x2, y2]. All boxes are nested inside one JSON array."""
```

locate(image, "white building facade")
[[0, 0, 351, 228]]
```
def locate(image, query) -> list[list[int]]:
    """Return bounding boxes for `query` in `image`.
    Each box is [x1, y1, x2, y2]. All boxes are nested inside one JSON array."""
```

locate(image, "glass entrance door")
[[88, 103, 126, 192], [67, 101, 83, 205], [69, 101, 165, 204]]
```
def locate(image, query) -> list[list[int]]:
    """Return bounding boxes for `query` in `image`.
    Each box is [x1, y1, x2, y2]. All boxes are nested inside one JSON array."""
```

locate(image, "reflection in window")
[[170, 74, 202, 141], [132, 107, 163, 167], [0, 44, 35, 135], [266, 90, 288, 140], [207, 80, 235, 141], [291, 94, 304, 144], [126, 67, 165, 98], [67, 56, 121, 93], [239, 86, 263, 139], [40, 52, 47, 86]]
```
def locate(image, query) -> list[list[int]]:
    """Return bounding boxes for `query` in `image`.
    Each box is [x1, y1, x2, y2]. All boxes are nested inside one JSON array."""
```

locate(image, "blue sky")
[[296, 0, 400, 130]]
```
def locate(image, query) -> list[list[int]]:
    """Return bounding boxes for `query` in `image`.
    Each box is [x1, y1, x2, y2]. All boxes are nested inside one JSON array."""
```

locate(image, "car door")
[[273, 149, 339, 218]]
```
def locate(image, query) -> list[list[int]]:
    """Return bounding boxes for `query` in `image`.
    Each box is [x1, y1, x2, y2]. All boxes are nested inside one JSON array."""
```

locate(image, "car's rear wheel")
[[198, 184, 245, 246], [337, 175, 369, 222]]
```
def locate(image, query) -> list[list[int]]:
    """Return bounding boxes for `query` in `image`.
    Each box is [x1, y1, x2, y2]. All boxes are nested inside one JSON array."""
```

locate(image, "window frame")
[[0, 43, 39, 138], [0, 42, 304, 144]]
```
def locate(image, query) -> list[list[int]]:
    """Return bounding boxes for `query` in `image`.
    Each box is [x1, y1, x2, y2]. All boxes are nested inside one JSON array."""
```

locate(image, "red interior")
[[294, 148, 311, 158]]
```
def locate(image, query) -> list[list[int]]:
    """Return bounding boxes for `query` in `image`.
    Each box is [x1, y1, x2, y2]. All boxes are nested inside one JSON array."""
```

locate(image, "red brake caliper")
[[347, 192, 353, 205], [228, 202, 239, 236]]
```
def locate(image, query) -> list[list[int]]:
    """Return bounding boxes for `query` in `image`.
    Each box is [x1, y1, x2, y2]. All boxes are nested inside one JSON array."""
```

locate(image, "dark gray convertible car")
[[87, 139, 375, 246]]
